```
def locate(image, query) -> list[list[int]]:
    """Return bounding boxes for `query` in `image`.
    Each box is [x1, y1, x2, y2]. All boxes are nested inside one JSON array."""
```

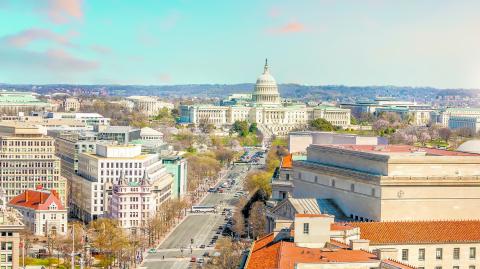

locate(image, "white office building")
[[70, 144, 173, 222]]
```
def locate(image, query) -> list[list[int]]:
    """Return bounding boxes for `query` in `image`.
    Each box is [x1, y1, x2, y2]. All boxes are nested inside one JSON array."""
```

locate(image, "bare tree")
[[204, 238, 245, 269], [249, 201, 267, 239]]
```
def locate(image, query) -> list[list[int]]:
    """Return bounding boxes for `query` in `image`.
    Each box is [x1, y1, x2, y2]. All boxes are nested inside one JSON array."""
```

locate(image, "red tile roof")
[[245, 233, 381, 269], [281, 154, 293, 169], [8, 189, 64, 211], [350, 220, 480, 244], [323, 144, 480, 156]]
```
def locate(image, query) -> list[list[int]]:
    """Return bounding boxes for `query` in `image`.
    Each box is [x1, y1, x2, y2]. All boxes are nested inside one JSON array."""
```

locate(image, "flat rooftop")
[[320, 144, 480, 157]]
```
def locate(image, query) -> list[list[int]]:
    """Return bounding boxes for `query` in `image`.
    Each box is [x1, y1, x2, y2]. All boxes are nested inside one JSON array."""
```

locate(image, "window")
[[286, 174, 290, 180], [401, 249, 409, 261], [371, 188, 376, 196], [469, 266, 476, 269], [470, 247, 476, 259], [303, 223, 309, 234], [453, 248, 460, 260], [314, 176, 318, 183], [298, 172, 302, 180], [434, 267, 442, 269], [453, 267, 459, 269], [331, 180, 335, 187], [350, 183, 355, 192], [436, 248, 443, 260]]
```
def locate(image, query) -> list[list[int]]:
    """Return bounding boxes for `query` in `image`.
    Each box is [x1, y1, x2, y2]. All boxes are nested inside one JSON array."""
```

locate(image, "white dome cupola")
[[253, 59, 281, 105]]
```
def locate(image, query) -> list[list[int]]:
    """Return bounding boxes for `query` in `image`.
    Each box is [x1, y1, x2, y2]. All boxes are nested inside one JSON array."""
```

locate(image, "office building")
[[0, 123, 67, 204], [95, 125, 140, 145], [70, 144, 173, 222]]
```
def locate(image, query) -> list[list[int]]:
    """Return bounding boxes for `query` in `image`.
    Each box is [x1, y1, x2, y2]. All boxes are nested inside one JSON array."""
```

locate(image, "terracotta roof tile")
[[281, 154, 293, 169], [350, 220, 480, 244], [8, 189, 64, 211], [245, 233, 380, 269]]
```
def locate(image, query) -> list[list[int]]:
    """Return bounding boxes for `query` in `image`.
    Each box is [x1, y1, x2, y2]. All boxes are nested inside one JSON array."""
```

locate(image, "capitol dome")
[[457, 139, 480, 154], [252, 59, 281, 105]]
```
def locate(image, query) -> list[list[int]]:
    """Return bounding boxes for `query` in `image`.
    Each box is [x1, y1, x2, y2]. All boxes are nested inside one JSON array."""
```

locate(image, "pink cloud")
[[268, 22, 306, 34], [90, 44, 111, 54], [157, 73, 172, 83], [45, 48, 99, 71], [269, 7, 282, 18], [42, 0, 83, 24], [2, 28, 73, 48]]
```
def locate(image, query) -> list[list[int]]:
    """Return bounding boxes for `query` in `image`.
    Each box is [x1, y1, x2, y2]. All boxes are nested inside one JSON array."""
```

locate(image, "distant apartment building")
[[374, 106, 435, 126], [95, 125, 140, 145], [70, 144, 173, 222], [288, 131, 387, 153], [63, 97, 80, 112], [127, 96, 174, 117], [434, 107, 480, 127], [0, 123, 67, 204], [291, 144, 480, 222], [340, 97, 431, 117], [46, 112, 110, 126], [0, 189, 24, 269], [0, 90, 53, 115], [448, 116, 480, 134], [8, 188, 67, 236]]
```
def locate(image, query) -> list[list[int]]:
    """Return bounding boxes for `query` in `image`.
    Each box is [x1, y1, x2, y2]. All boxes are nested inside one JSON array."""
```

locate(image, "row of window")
[[426, 265, 475, 269], [100, 162, 142, 169], [297, 172, 377, 197], [401, 247, 476, 261]]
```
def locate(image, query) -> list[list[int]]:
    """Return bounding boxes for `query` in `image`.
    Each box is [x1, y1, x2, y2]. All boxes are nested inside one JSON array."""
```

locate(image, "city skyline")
[[1, 1, 480, 89]]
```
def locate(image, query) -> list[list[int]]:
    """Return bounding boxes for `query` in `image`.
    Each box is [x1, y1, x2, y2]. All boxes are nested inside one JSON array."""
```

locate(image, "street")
[[141, 163, 253, 269]]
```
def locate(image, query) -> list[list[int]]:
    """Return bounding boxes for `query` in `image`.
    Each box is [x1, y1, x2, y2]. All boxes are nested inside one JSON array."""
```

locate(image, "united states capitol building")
[[180, 60, 351, 136]]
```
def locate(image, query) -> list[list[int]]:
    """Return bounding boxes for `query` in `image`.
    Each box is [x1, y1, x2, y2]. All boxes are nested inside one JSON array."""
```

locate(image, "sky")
[[1, 0, 480, 88]]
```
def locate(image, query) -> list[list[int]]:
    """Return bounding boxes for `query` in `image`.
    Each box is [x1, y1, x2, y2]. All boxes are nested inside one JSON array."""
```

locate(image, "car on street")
[[198, 258, 205, 263], [203, 252, 210, 257], [190, 257, 196, 262], [199, 244, 206, 248], [148, 248, 156, 253]]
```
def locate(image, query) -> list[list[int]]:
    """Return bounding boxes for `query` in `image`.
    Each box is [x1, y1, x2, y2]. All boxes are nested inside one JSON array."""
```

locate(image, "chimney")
[[377, 248, 398, 261], [350, 239, 370, 250]]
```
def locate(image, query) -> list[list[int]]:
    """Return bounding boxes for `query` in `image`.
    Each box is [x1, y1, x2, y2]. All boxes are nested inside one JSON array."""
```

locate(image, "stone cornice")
[[307, 145, 390, 162], [294, 160, 382, 182]]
